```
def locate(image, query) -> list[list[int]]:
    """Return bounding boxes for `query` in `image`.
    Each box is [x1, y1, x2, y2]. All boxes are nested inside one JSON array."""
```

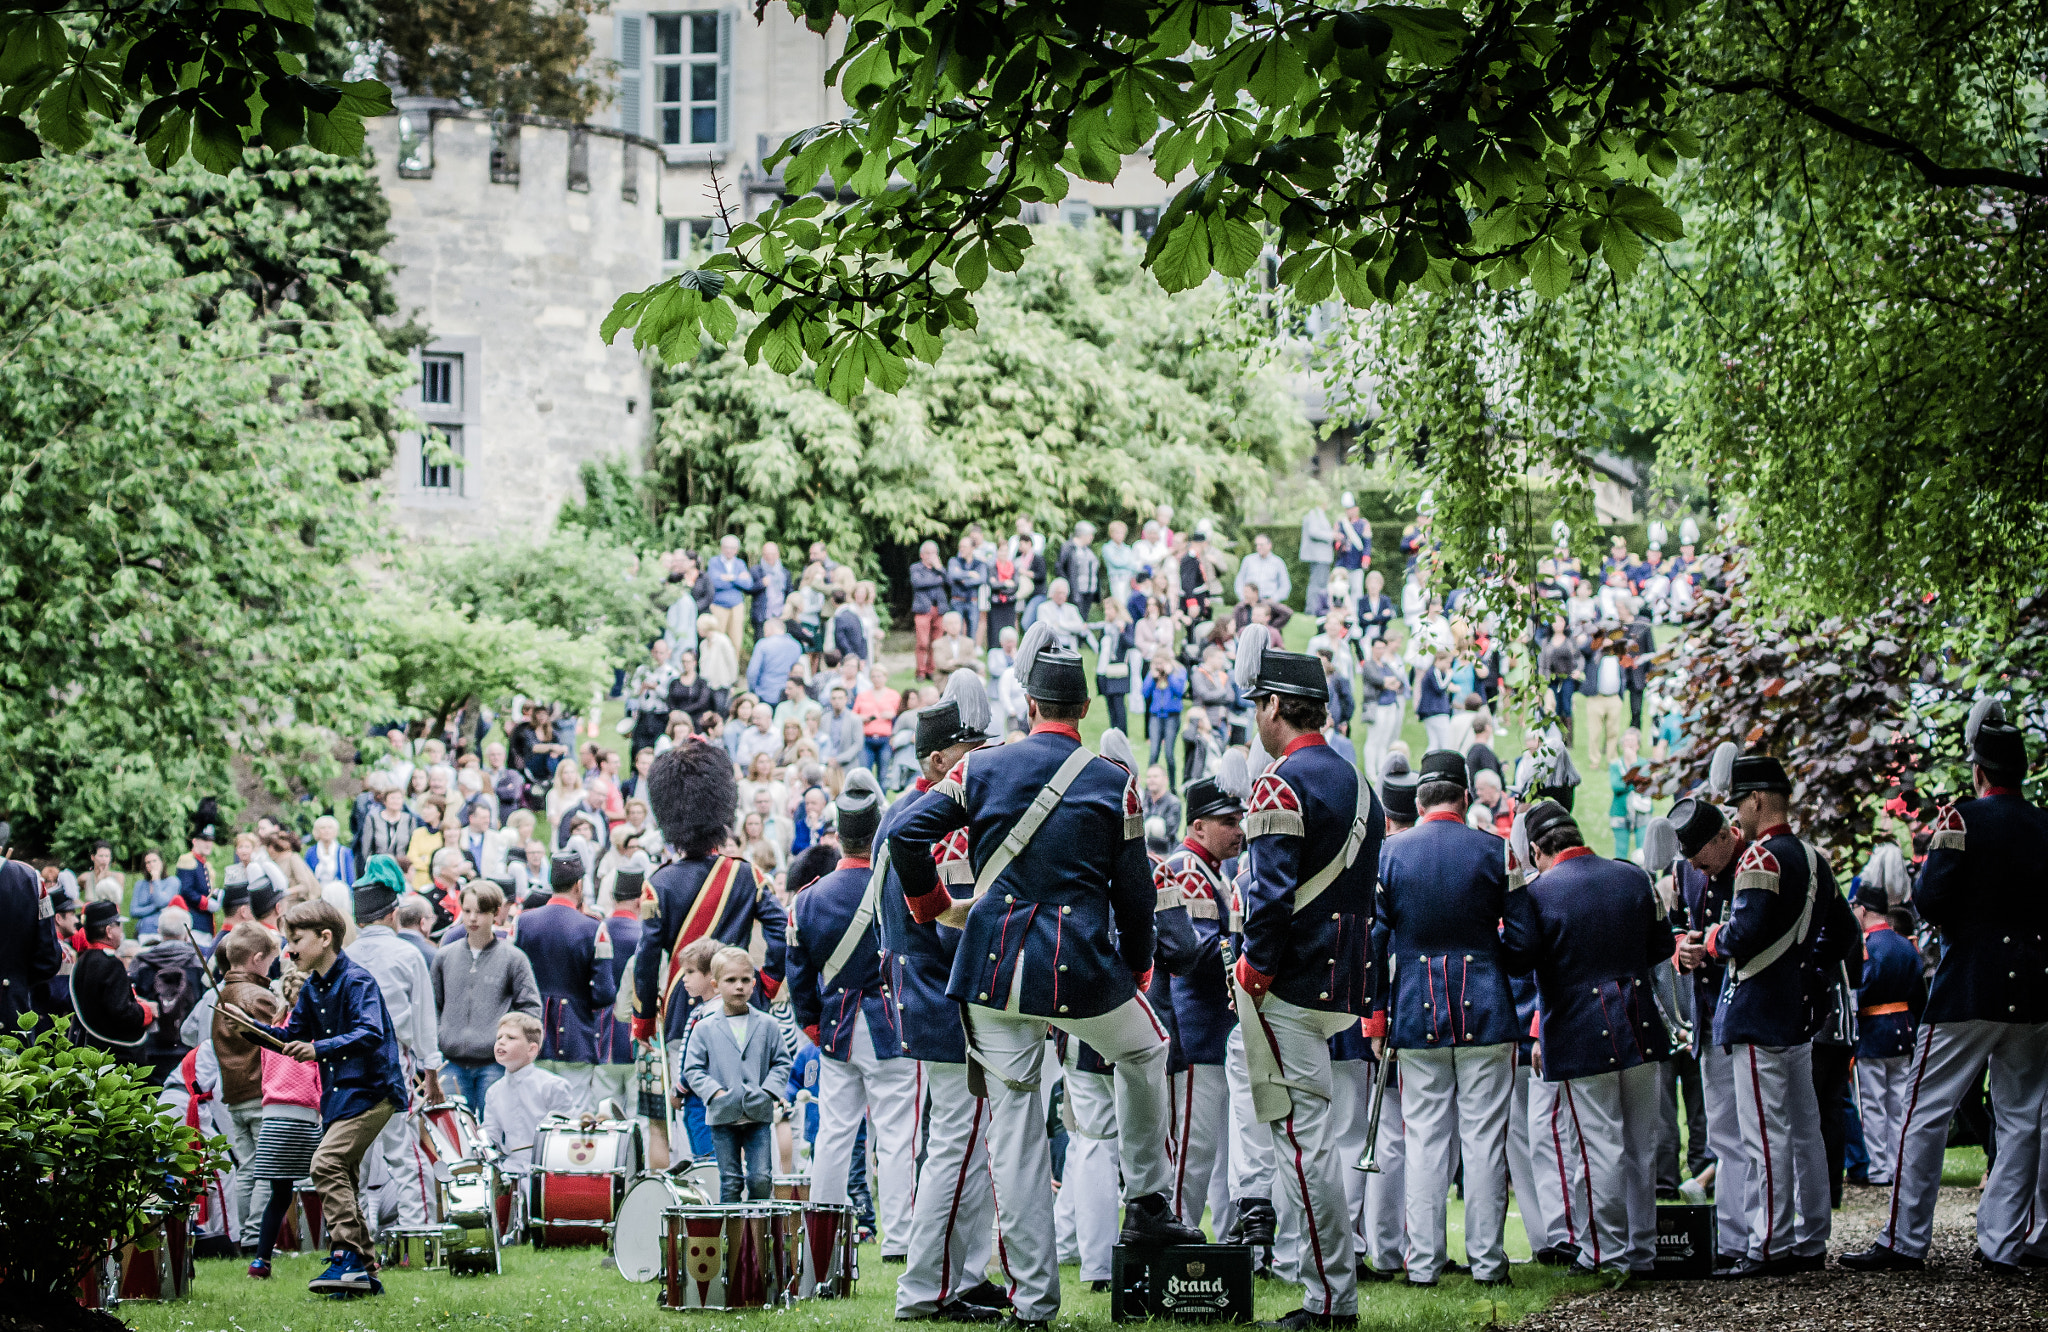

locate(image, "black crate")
[[1654, 1204, 1716, 1278], [1110, 1244, 1253, 1323]]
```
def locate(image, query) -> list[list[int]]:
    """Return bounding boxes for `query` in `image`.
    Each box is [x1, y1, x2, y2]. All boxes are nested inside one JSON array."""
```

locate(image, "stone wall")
[[371, 108, 663, 544]]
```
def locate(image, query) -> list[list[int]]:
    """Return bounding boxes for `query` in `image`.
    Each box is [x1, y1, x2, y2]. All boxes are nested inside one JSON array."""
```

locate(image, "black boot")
[[1228, 1197, 1277, 1248], [1119, 1192, 1207, 1247], [1839, 1244, 1924, 1273]]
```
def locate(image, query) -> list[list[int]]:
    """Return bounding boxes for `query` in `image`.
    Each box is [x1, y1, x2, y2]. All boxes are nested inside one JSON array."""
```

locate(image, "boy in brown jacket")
[[214, 920, 283, 1254]]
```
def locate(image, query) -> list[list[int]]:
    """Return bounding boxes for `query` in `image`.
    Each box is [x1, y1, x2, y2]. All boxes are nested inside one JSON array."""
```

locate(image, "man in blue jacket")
[[1846, 702, 2048, 1274], [876, 674, 1008, 1321], [1163, 773, 1244, 1229], [1848, 879, 1924, 1191], [889, 626, 1202, 1328], [788, 771, 920, 1261], [1376, 748, 1534, 1289], [1228, 627, 1383, 1328], [516, 853, 618, 1110], [1507, 801, 1671, 1277]]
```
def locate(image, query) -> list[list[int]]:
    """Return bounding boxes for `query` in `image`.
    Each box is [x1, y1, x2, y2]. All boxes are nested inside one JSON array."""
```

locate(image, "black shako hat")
[[835, 769, 883, 845], [1183, 776, 1244, 824], [190, 796, 221, 843], [1380, 772, 1421, 822], [1013, 622, 1089, 705], [1521, 799, 1577, 844], [1418, 748, 1469, 789], [84, 899, 121, 931], [1667, 796, 1726, 858], [1966, 698, 2025, 775], [549, 851, 585, 890], [1729, 754, 1793, 797], [915, 700, 965, 759], [250, 883, 285, 921], [1232, 625, 1326, 700]]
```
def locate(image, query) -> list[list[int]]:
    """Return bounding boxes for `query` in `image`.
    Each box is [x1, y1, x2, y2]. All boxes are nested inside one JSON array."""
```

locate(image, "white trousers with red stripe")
[[1361, 1059, 1408, 1273], [896, 1060, 994, 1317], [966, 995, 1172, 1322], [2027, 1093, 2048, 1261], [1729, 1042, 1829, 1262], [1168, 1064, 1229, 1227], [1064, 1068, 1123, 1281], [1400, 1041, 1513, 1283], [1257, 996, 1359, 1316], [1879, 1019, 2048, 1265], [1855, 1055, 1913, 1185], [1516, 1064, 1584, 1254], [811, 1019, 920, 1255], [370, 1105, 432, 1230], [1556, 1063, 1661, 1272], [1699, 1039, 1753, 1258], [1271, 1058, 1370, 1285], [1225, 1026, 1278, 1202]]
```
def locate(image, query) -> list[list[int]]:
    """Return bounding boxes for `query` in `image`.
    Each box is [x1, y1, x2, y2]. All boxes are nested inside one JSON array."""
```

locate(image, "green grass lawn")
[[120, 1195, 1592, 1332]]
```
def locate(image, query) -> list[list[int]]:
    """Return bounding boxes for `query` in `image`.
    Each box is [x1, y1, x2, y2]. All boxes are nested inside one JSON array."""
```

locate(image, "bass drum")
[[613, 1174, 706, 1283]]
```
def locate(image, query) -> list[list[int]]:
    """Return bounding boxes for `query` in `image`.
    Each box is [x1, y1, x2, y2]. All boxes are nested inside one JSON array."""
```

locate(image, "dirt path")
[[1518, 1183, 2046, 1331]]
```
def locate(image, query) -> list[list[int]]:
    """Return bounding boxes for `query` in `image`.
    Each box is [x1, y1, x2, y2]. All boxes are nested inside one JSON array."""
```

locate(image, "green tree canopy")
[[365, 593, 611, 745], [0, 137, 410, 860], [645, 223, 1311, 567], [420, 528, 667, 661]]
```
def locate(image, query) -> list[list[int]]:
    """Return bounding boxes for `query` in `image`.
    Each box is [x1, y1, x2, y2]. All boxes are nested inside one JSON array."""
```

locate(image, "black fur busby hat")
[[648, 738, 739, 860]]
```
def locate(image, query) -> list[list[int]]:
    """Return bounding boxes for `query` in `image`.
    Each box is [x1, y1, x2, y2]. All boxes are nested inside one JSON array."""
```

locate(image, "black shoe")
[[1088, 1279, 1110, 1293], [1781, 1253, 1827, 1273], [2020, 1255, 2048, 1270], [1976, 1249, 2022, 1276], [958, 1281, 1012, 1310], [1442, 1260, 1470, 1276], [884, 1253, 909, 1264], [1119, 1192, 1206, 1247], [933, 1300, 1004, 1323], [1655, 1187, 1682, 1201], [1356, 1262, 1400, 1283], [1403, 1276, 1437, 1288], [1475, 1274, 1512, 1287], [1839, 1244, 1924, 1273], [1533, 1244, 1581, 1268], [1256, 1310, 1357, 1330], [1227, 1197, 1277, 1248], [1716, 1257, 1789, 1279], [1714, 1251, 1745, 1272]]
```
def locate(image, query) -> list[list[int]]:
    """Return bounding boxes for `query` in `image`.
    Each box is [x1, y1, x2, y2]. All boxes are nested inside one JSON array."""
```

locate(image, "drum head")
[[613, 1176, 680, 1282]]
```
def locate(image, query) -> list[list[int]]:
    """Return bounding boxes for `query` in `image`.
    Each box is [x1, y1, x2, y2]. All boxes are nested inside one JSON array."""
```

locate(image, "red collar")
[[80, 938, 118, 952], [610, 905, 638, 919], [1759, 823, 1793, 839], [1863, 920, 1893, 935], [837, 856, 871, 870], [913, 777, 932, 793], [1421, 810, 1464, 825], [547, 893, 581, 909], [1030, 721, 1083, 742], [1179, 837, 1220, 868], [1984, 786, 2019, 796], [1552, 846, 1596, 864], [1281, 733, 1327, 757]]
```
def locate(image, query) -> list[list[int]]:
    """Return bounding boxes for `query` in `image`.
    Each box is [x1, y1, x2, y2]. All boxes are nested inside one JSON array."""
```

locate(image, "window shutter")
[[617, 13, 644, 137], [716, 7, 734, 148]]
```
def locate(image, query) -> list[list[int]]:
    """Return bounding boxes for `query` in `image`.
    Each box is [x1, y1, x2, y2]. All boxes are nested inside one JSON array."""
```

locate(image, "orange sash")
[[1858, 1001, 1909, 1017]]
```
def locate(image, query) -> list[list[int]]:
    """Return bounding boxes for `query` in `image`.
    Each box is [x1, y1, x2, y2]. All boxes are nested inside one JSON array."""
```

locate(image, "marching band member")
[[878, 672, 1008, 1321], [1376, 749, 1533, 1289], [1358, 770, 1417, 1281], [1848, 877, 1924, 1190], [1846, 701, 2048, 1274], [788, 770, 921, 1260], [889, 624, 1202, 1329], [1506, 801, 1671, 1276], [1229, 627, 1383, 1329], [515, 852, 618, 1110], [1164, 769, 1247, 1231]]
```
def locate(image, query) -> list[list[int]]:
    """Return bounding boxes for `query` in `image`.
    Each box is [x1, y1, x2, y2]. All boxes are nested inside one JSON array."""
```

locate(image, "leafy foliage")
[[420, 528, 667, 660], [604, 0, 1698, 402], [363, 0, 613, 119], [366, 594, 612, 738], [645, 223, 1311, 565], [557, 457, 668, 553], [0, 1014, 230, 1299], [0, 137, 408, 860], [1653, 549, 2048, 860]]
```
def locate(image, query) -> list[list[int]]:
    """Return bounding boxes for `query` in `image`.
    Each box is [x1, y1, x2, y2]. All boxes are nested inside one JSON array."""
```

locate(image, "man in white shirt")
[[345, 861, 444, 1230], [1234, 533, 1292, 605]]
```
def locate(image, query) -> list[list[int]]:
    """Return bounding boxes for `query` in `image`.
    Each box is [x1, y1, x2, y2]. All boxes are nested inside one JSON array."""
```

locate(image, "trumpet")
[[1354, 1047, 1396, 1173]]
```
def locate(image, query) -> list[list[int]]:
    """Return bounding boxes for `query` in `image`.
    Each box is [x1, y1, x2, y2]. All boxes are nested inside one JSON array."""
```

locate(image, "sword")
[[1355, 1046, 1396, 1173]]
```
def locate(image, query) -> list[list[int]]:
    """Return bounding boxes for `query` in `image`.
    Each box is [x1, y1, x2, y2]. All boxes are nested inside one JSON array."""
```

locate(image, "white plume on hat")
[[1648, 520, 1669, 549], [1965, 696, 2006, 748], [1551, 518, 1571, 545], [1679, 516, 1700, 545], [1246, 730, 1273, 777], [1642, 817, 1678, 874], [1707, 740, 1739, 799], [1232, 624, 1269, 693], [1098, 726, 1138, 773], [1011, 620, 1054, 694], [1340, 491, 1355, 507], [1215, 748, 1252, 800], [1861, 843, 1910, 905], [1509, 806, 1533, 874], [942, 668, 992, 736]]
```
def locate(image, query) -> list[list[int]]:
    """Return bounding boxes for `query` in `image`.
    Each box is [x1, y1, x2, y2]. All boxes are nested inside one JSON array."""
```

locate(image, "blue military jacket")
[[1677, 858, 1732, 1046], [1855, 923, 1925, 1059], [599, 910, 642, 1064], [788, 860, 901, 1062], [874, 782, 972, 1064], [1164, 839, 1236, 1065], [1377, 812, 1534, 1050], [890, 723, 1153, 1020], [516, 898, 619, 1064], [1916, 793, 2048, 1025], [1708, 826, 1847, 1047], [1509, 849, 1672, 1082], [1, 859, 61, 1031], [1509, 971, 1540, 1069], [1236, 735, 1382, 1014], [1080, 856, 1204, 1075], [632, 855, 787, 1041]]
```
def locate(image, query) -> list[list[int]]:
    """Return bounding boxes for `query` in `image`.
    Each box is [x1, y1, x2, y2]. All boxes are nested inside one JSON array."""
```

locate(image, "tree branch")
[[1704, 75, 2048, 197]]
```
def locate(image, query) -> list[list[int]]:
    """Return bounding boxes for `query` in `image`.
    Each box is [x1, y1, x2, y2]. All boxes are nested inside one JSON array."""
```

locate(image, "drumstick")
[[195, 948, 290, 1054]]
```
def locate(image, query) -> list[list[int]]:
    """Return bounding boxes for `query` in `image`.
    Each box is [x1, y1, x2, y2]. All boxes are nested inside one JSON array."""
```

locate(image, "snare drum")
[[377, 1224, 446, 1271], [772, 1174, 811, 1201], [789, 1201, 859, 1299], [658, 1205, 793, 1310], [440, 1161, 505, 1276], [532, 1115, 644, 1247], [613, 1174, 701, 1283], [90, 1210, 191, 1304]]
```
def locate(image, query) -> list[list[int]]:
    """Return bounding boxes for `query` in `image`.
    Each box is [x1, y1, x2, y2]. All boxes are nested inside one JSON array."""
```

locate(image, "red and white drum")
[[613, 1174, 699, 1283], [78, 1211, 191, 1308], [658, 1205, 792, 1309], [532, 1115, 643, 1247], [788, 1201, 858, 1299]]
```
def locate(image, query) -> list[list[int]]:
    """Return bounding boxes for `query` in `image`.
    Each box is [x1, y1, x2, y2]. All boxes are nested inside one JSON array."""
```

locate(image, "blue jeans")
[[1148, 711, 1181, 786], [711, 1121, 775, 1202], [865, 735, 893, 776], [447, 1059, 505, 1110]]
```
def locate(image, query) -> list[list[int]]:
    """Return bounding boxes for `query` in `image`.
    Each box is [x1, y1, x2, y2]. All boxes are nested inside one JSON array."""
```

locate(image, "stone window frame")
[[404, 336, 482, 508]]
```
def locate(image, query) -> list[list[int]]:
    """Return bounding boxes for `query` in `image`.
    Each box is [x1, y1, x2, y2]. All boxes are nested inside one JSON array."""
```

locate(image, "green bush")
[[0, 1015, 229, 1301]]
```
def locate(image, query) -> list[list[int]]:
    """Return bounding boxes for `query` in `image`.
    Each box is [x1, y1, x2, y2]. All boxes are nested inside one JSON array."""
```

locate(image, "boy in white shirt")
[[483, 1012, 576, 1171]]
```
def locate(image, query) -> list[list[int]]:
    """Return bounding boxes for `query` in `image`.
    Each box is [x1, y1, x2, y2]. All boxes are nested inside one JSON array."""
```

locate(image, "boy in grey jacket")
[[432, 881, 542, 1110], [682, 946, 791, 1201]]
